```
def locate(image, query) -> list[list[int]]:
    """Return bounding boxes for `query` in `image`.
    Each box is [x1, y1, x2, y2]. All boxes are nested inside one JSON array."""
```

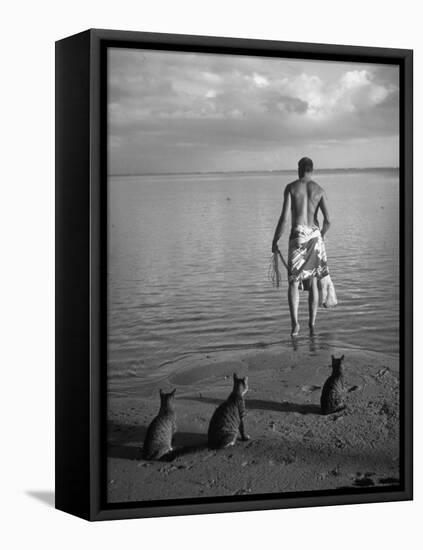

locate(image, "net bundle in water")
[[268, 248, 288, 288]]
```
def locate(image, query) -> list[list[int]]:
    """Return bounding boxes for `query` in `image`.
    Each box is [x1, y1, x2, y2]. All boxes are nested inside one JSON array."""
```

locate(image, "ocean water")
[[107, 169, 399, 394]]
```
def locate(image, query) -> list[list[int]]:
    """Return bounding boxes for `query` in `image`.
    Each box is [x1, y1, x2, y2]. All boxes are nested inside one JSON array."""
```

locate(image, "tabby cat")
[[143, 388, 177, 460], [320, 355, 346, 414], [208, 373, 250, 449]]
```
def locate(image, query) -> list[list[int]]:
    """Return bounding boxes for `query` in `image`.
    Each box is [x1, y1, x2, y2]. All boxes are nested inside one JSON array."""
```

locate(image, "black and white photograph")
[[2, 0, 420, 544], [106, 46, 402, 503]]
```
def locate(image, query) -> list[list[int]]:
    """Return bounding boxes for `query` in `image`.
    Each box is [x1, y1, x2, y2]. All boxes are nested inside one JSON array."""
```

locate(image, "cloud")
[[252, 72, 270, 88], [108, 48, 399, 173]]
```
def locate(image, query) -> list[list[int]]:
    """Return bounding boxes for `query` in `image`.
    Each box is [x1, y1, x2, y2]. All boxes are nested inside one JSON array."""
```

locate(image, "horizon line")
[[109, 166, 399, 178]]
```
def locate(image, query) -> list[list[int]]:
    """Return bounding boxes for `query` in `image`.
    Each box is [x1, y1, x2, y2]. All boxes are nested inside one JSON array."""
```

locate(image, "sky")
[[108, 48, 399, 174]]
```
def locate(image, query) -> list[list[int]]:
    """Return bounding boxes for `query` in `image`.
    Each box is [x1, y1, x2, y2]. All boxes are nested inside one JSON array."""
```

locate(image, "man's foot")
[[291, 323, 300, 337], [309, 324, 316, 336]]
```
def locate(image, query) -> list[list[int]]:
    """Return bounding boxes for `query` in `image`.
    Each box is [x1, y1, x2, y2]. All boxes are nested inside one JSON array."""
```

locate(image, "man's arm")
[[272, 185, 291, 252], [319, 191, 331, 238]]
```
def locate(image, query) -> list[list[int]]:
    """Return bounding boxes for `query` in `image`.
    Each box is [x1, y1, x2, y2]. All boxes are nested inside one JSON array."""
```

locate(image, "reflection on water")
[[108, 169, 399, 391]]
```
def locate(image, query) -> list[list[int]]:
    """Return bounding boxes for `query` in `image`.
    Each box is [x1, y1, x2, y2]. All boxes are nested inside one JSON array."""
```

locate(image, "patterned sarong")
[[288, 224, 329, 289]]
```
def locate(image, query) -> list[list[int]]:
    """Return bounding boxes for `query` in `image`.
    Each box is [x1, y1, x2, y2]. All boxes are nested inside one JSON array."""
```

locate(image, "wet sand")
[[107, 346, 400, 503]]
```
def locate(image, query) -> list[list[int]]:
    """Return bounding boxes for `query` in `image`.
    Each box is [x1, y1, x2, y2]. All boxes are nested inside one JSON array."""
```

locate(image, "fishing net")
[[268, 247, 288, 288]]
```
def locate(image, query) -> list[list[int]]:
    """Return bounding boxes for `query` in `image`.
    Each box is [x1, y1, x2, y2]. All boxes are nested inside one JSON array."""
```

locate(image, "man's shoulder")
[[310, 180, 324, 193], [285, 179, 299, 192]]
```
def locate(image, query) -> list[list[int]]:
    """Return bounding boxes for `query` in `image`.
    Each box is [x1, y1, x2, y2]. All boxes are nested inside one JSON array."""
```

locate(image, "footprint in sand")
[[375, 367, 390, 378], [234, 487, 252, 495], [378, 477, 400, 485], [353, 472, 376, 487]]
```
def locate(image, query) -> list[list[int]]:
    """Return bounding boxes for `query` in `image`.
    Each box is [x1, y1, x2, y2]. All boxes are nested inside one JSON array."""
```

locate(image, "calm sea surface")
[[108, 170, 399, 393]]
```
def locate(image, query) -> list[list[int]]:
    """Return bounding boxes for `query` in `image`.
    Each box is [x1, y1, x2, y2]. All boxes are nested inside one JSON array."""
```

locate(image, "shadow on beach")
[[107, 420, 207, 461], [182, 396, 320, 415]]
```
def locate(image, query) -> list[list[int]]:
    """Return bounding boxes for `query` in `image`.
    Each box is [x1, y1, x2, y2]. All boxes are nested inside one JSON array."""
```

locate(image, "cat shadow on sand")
[[184, 396, 320, 415], [107, 391, 321, 462], [107, 420, 207, 461]]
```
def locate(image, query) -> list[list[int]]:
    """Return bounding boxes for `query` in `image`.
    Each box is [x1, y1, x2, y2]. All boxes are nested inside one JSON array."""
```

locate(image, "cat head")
[[233, 373, 249, 396], [331, 354, 345, 374], [159, 388, 176, 407]]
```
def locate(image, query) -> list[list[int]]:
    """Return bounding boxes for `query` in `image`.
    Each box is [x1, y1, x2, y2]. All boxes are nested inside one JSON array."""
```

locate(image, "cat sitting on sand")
[[320, 355, 346, 415], [208, 373, 250, 449], [143, 388, 177, 460]]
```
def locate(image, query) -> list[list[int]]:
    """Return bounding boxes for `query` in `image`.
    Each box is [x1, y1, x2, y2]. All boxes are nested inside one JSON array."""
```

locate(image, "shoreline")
[[108, 346, 400, 503], [107, 341, 399, 398]]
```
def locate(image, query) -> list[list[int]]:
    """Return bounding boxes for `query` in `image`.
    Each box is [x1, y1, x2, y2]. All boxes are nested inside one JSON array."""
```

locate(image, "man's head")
[[298, 157, 314, 182]]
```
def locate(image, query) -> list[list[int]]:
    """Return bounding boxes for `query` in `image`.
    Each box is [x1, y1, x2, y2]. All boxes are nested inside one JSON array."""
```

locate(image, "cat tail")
[[142, 445, 172, 461], [163, 442, 209, 461], [208, 432, 237, 450], [321, 404, 347, 416]]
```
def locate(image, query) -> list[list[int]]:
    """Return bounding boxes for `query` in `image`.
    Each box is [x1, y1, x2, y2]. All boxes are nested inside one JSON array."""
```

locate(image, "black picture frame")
[[55, 28, 413, 521]]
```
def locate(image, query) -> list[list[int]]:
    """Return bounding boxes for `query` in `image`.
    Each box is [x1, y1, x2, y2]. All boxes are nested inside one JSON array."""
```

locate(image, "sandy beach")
[[107, 345, 400, 503]]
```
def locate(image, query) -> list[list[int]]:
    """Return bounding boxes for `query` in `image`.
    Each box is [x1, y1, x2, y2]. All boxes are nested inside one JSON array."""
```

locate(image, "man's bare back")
[[288, 179, 329, 231], [272, 179, 330, 252]]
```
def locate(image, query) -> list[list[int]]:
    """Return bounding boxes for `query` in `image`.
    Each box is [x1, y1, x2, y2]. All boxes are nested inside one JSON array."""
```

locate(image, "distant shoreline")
[[110, 167, 399, 178]]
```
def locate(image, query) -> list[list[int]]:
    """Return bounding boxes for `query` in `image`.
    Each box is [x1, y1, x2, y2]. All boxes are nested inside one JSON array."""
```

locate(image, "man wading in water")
[[272, 157, 331, 336]]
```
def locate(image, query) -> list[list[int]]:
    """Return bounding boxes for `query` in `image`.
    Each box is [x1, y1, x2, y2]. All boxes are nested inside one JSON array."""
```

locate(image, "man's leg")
[[308, 277, 318, 333], [288, 280, 300, 336]]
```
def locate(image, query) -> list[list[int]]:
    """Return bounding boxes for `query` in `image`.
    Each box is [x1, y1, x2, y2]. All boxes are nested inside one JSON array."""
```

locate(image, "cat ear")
[[331, 355, 334, 361], [159, 389, 164, 397], [233, 372, 238, 381], [170, 388, 176, 397], [340, 354, 345, 361]]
